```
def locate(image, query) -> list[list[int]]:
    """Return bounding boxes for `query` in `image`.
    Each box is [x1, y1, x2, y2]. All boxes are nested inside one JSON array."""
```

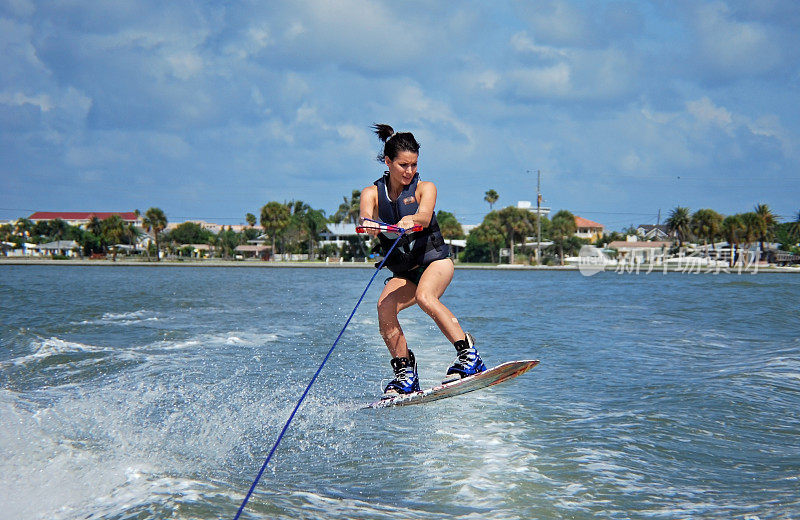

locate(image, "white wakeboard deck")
[[365, 359, 539, 409]]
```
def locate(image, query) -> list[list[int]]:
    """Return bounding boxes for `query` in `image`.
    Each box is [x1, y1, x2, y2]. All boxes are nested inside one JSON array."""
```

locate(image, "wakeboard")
[[365, 359, 539, 409]]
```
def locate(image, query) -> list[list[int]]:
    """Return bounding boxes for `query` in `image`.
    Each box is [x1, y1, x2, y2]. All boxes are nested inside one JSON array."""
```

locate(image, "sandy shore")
[[2, 257, 798, 273]]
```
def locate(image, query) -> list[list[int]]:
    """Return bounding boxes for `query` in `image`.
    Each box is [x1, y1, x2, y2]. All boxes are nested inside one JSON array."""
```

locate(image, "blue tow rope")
[[232, 230, 405, 520]]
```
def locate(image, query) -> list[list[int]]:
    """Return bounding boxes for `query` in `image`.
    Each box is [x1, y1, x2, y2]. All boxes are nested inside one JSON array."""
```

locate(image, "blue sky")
[[2, 1, 799, 230]]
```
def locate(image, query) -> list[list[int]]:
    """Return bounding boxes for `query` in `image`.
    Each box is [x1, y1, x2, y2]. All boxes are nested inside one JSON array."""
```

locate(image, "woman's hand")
[[360, 217, 381, 237], [398, 215, 417, 231]]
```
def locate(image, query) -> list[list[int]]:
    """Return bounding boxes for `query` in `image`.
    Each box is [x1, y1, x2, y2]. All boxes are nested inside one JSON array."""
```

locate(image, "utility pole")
[[536, 170, 542, 264]]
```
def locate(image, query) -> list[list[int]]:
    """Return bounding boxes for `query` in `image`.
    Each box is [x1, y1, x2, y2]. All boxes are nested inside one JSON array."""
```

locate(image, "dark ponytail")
[[373, 123, 420, 162]]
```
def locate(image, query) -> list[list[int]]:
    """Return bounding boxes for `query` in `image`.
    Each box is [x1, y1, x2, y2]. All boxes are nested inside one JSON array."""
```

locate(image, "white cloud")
[[0, 91, 53, 111], [283, 73, 311, 101], [0, 17, 48, 73], [165, 51, 203, 80], [620, 151, 643, 172], [510, 32, 567, 60], [507, 63, 572, 98], [694, 1, 782, 76], [686, 97, 733, 128], [336, 123, 371, 154], [248, 24, 272, 49], [284, 21, 305, 40], [641, 106, 676, 125], [474, 70, 500, 90], [521, 0, 591, 47], [505, 30, 637, 102], [254, 0, 430, 74], [744, 114, 796, 159], [393, 85, 471, 138]]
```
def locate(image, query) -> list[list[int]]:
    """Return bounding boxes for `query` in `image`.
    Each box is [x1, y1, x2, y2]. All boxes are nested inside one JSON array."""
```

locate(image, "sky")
[[2, 0, 799, 230]]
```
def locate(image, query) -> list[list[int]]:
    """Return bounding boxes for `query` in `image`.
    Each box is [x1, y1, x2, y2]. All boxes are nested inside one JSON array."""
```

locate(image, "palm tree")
[[206, 231, 219, 259], [142, 207, 168, 261], [497, 206, 535, 264], [303, 208, 327, 260], [14, 218, 33, 239], [0, 223, 12, 243], [721, 214, 745, 266], [550, 210, 577, 265], [85, 215, 106, 254], [690, 209, 723, 257], [245, 213, 257, 228], [740, 212, 763, 263], [49, 218, 69, 245], [464, 217, 505, 263], [87, 215, 103, 236], [332, 190, 361, 224], [126, 223, 139, 255], [790, 210, 800, 242], [753, 203, 777, 253], [101, 215, 126, 261], [665, 206, 691, 248], [260, 201, 290, 258], [484, 189, 499, 211]]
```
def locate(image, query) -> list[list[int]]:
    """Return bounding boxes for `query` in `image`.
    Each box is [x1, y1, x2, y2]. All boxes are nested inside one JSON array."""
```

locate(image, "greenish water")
[[1, 266, 798, 519]]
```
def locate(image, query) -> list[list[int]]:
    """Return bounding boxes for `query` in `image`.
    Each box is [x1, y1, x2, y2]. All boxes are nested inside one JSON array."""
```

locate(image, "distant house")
[[189, 244, 214, 257], [29, 211, 141, 227], [607, 240, 672, 263], [445, 239, 467, 258], [37, 240, 80, 256], [574, 216, 604, 241], [234, 244, 270, 259], [319, 223, 359, 248], [164, 220, 253, 234], [636, 224, 670, 240]]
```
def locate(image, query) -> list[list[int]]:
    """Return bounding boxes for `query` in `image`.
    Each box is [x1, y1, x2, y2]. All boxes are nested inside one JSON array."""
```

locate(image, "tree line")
[[2, 208, 168, 261], [661, 204, 800, 263], [461, 192, 800, 265], [3, 194, 798, 264], [461, 207, 582, 265]]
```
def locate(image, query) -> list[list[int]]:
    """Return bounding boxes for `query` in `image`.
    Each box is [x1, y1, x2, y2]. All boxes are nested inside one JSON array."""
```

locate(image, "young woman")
[[360, 124, 486, 396]]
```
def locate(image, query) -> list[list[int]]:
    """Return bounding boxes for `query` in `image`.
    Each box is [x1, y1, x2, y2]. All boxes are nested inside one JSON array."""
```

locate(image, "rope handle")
[[356, 217, 423, 234]]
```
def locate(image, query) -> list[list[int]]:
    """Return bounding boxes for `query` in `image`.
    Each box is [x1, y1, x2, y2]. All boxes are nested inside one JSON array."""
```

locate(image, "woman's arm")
[[397, 181, 436, 230], [359, 185, 380, 236]]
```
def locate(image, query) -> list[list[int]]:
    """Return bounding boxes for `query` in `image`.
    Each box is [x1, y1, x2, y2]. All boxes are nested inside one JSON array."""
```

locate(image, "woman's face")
[[385, 151, 418, 187]]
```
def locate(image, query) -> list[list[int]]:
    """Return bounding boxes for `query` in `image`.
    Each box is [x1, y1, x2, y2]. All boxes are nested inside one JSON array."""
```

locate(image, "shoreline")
[[2, 257, 798, 273]]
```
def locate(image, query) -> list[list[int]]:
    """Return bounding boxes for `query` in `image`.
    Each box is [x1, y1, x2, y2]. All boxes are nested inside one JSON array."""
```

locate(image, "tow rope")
[[232, 222, 408, 519]]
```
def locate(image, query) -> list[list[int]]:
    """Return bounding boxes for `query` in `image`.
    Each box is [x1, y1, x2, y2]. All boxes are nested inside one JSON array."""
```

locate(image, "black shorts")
[[388, 257, 453, 286], [390, 265, 427, 286]]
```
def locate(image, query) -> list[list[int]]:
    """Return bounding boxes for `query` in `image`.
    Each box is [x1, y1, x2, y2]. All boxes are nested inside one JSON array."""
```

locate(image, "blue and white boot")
[[443, 333, 486, 384], [383, 350, 420, 396]]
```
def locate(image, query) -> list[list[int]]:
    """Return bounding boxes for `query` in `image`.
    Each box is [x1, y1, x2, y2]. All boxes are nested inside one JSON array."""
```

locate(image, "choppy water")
[[1, 265, 798, 520]]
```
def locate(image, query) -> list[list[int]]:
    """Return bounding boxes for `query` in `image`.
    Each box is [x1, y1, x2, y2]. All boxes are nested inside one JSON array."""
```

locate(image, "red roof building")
[[574, 216, 605, 240], [28, 212, 141, 225]]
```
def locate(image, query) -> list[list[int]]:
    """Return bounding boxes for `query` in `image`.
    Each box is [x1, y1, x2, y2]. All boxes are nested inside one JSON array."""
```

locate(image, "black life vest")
[[373, 172, 450, 274]]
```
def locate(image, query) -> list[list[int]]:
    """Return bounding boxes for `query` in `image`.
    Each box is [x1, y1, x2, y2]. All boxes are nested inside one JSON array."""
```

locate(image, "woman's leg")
[[376, 277, 417, 358], [414, 259, 465, 343]]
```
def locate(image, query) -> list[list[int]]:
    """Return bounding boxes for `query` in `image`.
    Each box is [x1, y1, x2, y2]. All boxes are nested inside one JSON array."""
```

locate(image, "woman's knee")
[[415, 290, 438, 314], [377, 294, 397, 317]]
